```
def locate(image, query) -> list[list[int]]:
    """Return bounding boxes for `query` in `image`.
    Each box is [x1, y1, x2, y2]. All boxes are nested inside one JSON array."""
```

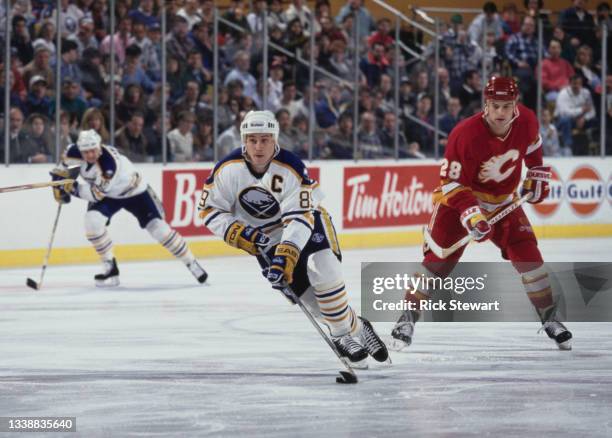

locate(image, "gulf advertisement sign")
[[342, 165, 439, 228], [162, 167, 320, 237], [566, 166, 604, 216], [532, 167, 563, 217]]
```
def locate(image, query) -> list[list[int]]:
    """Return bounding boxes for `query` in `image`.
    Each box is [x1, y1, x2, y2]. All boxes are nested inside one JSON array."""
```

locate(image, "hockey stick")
[[258, 248, 358, 384], [26, 203, 63, 290], [423, 193, 533, 259], [0, 179, 74, 194]]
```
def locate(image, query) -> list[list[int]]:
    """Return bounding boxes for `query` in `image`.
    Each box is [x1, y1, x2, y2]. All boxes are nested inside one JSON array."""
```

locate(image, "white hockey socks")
[[146, 219, 195, 265], [314, 283, 362, 337]]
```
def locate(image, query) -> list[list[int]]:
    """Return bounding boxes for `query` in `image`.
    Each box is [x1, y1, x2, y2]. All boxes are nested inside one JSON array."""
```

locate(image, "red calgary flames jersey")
[[434, 103, 542, 214]]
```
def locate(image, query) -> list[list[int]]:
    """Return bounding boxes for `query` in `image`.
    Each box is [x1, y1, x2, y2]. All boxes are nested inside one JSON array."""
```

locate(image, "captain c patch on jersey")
[[239, 186, 281, 219]]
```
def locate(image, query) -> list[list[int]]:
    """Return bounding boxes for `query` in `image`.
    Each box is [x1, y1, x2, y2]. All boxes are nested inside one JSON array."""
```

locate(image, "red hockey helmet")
[[484, 76, 519, 101]]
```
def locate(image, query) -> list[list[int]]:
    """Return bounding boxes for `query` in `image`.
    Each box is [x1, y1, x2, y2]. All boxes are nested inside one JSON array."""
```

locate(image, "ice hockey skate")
[[94, 258, 119, 287], [541, 320, 573, 350], [358, 317, 390, 362], [390, 310, 418, 351], [333, 333, 368, 369], [187, 260, 208, 284]]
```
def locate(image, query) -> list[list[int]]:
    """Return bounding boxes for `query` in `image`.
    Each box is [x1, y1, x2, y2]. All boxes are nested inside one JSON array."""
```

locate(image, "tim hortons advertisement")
[[162, 167, 320, 237], [343, 165, 440, 228]]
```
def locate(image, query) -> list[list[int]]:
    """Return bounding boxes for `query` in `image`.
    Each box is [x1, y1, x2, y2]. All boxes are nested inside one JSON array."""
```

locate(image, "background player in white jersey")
[[198, 110, 388, 367], [51, 129, 207, 287]]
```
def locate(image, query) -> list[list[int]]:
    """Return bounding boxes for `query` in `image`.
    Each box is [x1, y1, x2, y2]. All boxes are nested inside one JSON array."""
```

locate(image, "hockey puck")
[[26, 278, 38, 290], [336, 371, 358, 384]]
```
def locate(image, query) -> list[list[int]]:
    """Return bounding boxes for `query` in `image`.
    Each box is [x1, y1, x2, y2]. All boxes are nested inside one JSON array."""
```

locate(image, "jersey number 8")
[[299, 190, 311, 209], [440, 159, 462, 180]]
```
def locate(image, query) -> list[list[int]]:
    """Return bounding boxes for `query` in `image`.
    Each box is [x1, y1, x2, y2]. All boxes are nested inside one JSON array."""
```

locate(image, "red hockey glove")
[[521, 165, 551, 204], [460, 206, 491, 241]]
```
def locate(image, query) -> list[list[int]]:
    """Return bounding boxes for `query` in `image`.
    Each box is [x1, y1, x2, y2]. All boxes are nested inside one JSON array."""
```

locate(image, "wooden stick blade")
[[26, 278, 39, 290]]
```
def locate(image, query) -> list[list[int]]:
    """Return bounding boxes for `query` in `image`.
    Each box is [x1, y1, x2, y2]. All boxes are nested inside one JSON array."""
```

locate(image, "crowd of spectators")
[[1, 0, 611, 163]]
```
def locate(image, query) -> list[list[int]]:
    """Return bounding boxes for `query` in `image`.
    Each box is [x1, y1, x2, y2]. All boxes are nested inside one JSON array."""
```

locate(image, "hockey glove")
[[460, 206, 491, 241], [266, 242, 300, 287], [225, 222, 270, 255], [521, 165, 551, 204], [50, 168, 77, 204]]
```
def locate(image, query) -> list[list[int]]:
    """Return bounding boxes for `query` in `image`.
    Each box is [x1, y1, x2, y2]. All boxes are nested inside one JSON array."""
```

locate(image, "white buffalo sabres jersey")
[[199, 148, 323, 250], [61, 144, 147, 202]]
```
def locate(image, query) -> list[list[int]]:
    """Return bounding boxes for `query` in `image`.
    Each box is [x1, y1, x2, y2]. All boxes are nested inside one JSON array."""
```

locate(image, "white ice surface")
[[1, 238, 612, 437]]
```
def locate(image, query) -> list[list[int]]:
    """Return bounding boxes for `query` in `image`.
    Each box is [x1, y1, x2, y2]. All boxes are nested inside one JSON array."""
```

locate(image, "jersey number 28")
[[440, 159, 462, 180]]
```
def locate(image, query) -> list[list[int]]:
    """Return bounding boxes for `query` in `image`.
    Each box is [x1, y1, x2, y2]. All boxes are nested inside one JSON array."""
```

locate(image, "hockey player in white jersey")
[[50, 129, 208, 287], [198, 110, 388, 366]]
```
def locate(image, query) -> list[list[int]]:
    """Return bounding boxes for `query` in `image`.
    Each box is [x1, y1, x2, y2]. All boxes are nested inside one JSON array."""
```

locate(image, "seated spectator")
[[406, 94, 435, 156], [143, 113, 169, 162], [328, 39, 352, 81], [68, 17, 98, 56], [24, 113, 54, 163], [291, 114, 311, 158], [358, 111, 384, 158], [443, 25, 481, 93], [58, 110, 78, 152], [283, 0, 315, 35], [190, 22, 214, 74], [52, 78, 87, 122], [168, 111, 197, 162], [193, 117, 215, 161], [276, 109, 298, 152], [79, 47, 106, 102], [116, 84, 148, 126], [55, 39, 82, 85], [80, 107, 110, 144], [268, 0, 288, 32], [247, 0, 267, 34], [468, 1, 504, 46], [316, 84, 348, 129], [541, 39, 575, 103], [217, 110, 245, 157], [501, 3, 520, 36], [167, 56, 188, 102], [540, 108, 568, 156], [555, 75, 596, 153], [24, 75, 52, 118], [33, 21, 58, 63], [505, 15, 538, 108], [128, 0, 159, 28], [220, 1, 250, 41], [184, 50, 211, 94], [318, 15, 346, 45], [573, 45, 601, 95], [10, 14, 33, 65], [122, 44, 155, 94], [267, 63, 284, 111], [278, 81, 301, 119], [285, 17, 309, 56], [177, 0, 202, 30], [559, 0, 596, 48], [166, 15, 195, 63], [51, 0, 84, 38], [379, 111, 408, 157], [324, 112, 354, 159], [115, 111, 149, 162], [21, 45, 54, 91], [100, 15, 134, 64], [525, 0, 553, 42], [368, 18, 393, 49], [172, 80, 201, 125], [0, 107, 37, 163], [131, 19, 160, 82], [458, 70, 482, 114], [439, 97, 463, 137], [335, 0, 375, 40], [359, 42, 390, 88], [552, 25, 576, 64], [223, 50, 257, 100]]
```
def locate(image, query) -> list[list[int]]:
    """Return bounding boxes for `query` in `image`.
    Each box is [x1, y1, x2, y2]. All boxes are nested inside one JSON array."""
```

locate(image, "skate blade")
[[349, 358, 369, 370], [96, 276, 120, 288]]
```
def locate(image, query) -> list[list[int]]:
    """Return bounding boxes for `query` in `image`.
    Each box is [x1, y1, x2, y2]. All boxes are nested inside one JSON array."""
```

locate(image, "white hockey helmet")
[[240, 110, 280, 156], [77, 129, 102, 152]]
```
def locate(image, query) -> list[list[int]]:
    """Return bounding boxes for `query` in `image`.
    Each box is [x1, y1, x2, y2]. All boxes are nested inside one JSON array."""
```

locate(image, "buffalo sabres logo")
[[239, 186, 280, 219]]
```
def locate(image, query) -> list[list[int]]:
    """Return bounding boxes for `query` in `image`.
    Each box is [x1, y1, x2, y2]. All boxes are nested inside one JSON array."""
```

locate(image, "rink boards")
[[1, 158, 611, 267]]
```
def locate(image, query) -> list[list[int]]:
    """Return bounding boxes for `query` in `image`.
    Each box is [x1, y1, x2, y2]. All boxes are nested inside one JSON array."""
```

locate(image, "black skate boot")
[[188, 260, 208, 284], [333, 333, 368, 367], [95, 258, 120, 287], [390, 310, 419, 351], [358, 317, 389, 362], [542, 320, 573, 350]]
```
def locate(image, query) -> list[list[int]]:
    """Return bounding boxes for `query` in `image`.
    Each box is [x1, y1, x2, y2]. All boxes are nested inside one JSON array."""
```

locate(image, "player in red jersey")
[[391, 77, 572, 350]]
